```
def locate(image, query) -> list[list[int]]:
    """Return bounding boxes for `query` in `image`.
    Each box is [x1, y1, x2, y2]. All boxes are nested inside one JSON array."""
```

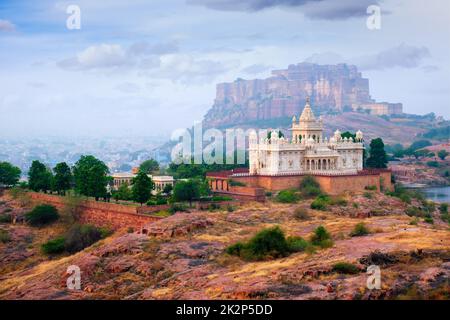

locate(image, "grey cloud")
[[242, 64, 272, 75], [188, 0, 381, 20], [304, 44, 430, 71], [128, 41, 179, 56], [0, 19, 15, 32], [356, 43, 430, 70]]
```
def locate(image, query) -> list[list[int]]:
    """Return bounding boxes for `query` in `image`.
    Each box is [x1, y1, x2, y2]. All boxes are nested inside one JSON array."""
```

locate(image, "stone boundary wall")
[[28, 192, 162, 231], [220, 171, 393, 195]]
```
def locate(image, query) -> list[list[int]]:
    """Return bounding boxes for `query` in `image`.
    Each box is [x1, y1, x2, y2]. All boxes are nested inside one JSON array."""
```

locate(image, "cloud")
[[303, 44, 430, 70], [58, 42, 235, 84], [188, 0, 381, 20], [128, 41, 179, 56], [241, 64, 272, 75], [58, 44, 130, 70], [355, 43, 430, 70], [115, 82, 141, 94], [0, 19, 16, 32]]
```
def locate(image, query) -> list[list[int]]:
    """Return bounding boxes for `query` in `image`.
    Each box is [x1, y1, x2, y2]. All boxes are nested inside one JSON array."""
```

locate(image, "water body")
[[421, 186, 450, 203]]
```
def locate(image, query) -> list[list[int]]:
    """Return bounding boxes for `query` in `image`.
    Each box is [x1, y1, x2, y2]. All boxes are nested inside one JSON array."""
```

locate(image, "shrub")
[[311, 195, 330, 210], [300, 176, 322, 198], [226, 204, 235, 212], [426, 161, 439, 168], [363, 192, 373, 199], [310, 225, 333, 248], [349, 223, 370, 237], [365, 185, 377, 191], [265, 191, 272, 197], [440, 203, 448, 215], [286, 236, 310, 252], [353, 203, 359, 209], [332, 262, 360, 274], [41, 237, 66, 254], [399, 193, 411, 204], [0, 214, 12, 223], [244, 226, 290, 260], [276, 190, 299, 203], [293, 207, 310, 220], [409, 218, 419, 225], [168, 203, 188, 214], [25, 205, 59, 227], [64, 224, 102, 254], [212, 195, 233, 202], [329, 197, 348, 206], [0, 229, 11, 243], [424, 217, 434, 224], [225, 242, 245, 256], [226, 226, 290, 261], [405, 206, 423, 217]]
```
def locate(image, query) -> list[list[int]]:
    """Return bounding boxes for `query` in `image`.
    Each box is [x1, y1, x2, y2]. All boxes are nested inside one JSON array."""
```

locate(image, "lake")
[[421, 186, 450, 203]]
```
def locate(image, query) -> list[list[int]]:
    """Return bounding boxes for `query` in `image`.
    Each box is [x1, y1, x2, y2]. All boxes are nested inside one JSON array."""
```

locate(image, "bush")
[[300, 176, 322, 197], [363, 192, 373, 199], [276, 190, 299, 203], [405, 206, 424, 217], [265, 191, 272, 197], [41, 237, 66, 254], [168, 203, 188, 214], [350, 223, 370, 237], [332, 262, 360, 274], [226, 226, 290, 261], [426, 161, 439, 168], [64, 224, 102, 254], [286, 236, 310, 252], [399, 193, 411, 204], [293, 207, 310, 220], [424, 217, 434, 224], [310, 195, 330, 210], [212, 195, 233, 202], [310, 225, 333, 248], [365, 185, 377, 191], [329, 197, 348, 206], [440, 203, 448, 215], [0, 229, 11, 243], [25, 205, 59, 227], [226, 204, 235, 212], [0, 214, 12, 223], [409, 218, 419, 225]]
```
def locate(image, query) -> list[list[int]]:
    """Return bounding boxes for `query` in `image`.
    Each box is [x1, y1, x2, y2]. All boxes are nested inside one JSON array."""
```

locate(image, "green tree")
[[437, 149, 449, 160], [53, 162, 72, 195], [131, 171, 154, 205], [114, 182, 132, 201], [0, 162, 21, 186], [73, 155, 109, 201], [28, 160, 53, 192], [163, 183, 173, 194], [172, 179, 201, 206], [139, 159, 160, 174], [366, 138, 388, 169]]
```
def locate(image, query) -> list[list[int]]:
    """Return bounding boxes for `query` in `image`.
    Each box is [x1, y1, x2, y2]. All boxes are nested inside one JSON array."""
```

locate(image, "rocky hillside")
[[1, 191, 449, 300], [203, 63, 400, 128]]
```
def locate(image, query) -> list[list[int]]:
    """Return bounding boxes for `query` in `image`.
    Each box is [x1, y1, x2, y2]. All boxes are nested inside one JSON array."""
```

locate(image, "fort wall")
[[28, 192, 162, 231]]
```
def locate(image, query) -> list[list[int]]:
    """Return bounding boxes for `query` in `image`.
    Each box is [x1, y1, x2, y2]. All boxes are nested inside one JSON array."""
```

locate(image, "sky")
[[0, 0, 449, 138]]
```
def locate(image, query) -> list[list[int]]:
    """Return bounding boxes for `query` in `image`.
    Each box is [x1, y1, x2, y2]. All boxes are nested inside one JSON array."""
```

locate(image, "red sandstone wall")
[[28, 192, 161, 231], [230, 171, 393, 195]]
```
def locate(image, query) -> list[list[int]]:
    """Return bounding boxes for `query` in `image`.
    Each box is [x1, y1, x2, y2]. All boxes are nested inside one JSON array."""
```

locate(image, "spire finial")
[[306, 96, 310, 105]]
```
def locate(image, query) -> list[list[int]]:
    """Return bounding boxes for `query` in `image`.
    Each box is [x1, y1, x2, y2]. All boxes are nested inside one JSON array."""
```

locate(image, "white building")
[[249, 98, 365, 176], [111, 172, 174, 194]]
